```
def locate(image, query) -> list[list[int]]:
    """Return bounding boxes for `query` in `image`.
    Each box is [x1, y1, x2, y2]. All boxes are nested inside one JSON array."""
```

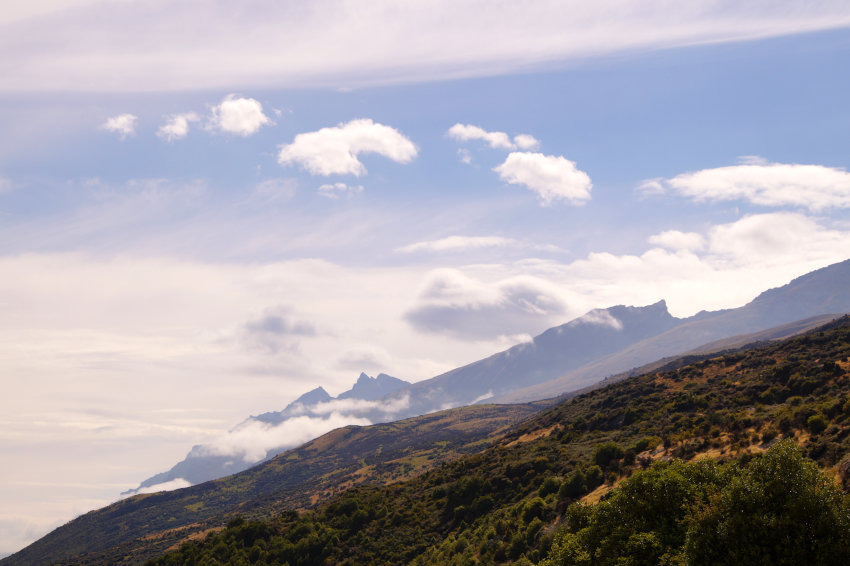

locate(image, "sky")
[[2, 0, 850, 556]]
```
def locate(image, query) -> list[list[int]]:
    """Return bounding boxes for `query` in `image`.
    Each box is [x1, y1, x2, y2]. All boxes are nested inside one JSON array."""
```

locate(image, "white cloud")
[[648, 230, 706, 252], [447, 123, 540, 151], [305, 394, 411, 417], [494, 152, 592, 205], [156, 112, 200, 141], [0, 177, 13, 194], [101, 113, 137, 139], [208, 95, 271, 137], [397, 235, 517, 253], [197, 412, 372, 463], [646, 160, 850, 211], [278, 119, 418, 176], [458, 148, 472, 164], [513, 134, 540, 150], [5, 1, 850, 92], [447, 123, 514, 149], [572, 309, 623, 330], [707, 212, 850, 265], [318, 182, 364, 199], [128, 478, 191, 495]]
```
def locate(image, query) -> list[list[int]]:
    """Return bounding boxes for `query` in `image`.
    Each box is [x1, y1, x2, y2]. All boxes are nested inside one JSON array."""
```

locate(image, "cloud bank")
[[194, 394, 410, 464]]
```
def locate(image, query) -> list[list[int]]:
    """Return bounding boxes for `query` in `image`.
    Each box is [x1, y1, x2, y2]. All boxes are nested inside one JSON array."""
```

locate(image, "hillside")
[[1, 403, 543, 566], [140, 316, 850, 565]]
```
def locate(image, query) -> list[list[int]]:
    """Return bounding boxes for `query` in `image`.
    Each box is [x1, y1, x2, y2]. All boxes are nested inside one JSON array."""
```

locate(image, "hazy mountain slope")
[[379, 300, 680, 416], [493, 260, 850, 403], [2, 403, 542, 566]]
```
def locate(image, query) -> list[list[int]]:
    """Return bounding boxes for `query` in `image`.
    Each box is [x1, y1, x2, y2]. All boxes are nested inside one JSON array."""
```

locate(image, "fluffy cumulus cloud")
[[156, 112, 200, 141], [644, 160, 850, 211], [102, 113, 137, 139], [494, 152, 592, 205], [447, 123, 539, 151], [318, 182, 364, 199], [397, 235, 517, 253], [404, 269, 575, 340], [208, 95, 271, 136], [277, 119, 418, 176]]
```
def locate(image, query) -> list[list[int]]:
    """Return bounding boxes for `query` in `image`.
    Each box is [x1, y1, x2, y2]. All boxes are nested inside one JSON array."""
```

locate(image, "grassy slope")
[[146, 316, 850, 565], [2, 404, 544, 566]]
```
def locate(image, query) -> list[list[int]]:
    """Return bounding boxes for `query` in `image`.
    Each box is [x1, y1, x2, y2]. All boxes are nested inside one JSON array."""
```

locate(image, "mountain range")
[[133, 259, 850, 491], [6, 310, 850, 565]]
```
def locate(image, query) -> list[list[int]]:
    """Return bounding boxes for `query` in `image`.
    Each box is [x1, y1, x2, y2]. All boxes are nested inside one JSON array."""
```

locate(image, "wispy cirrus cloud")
[[640, 159, 850, 211], [318, 182, 364, 199], [278, 119, 417, 176], [397, 235, 517, 253], [5, 1, 850, 92]]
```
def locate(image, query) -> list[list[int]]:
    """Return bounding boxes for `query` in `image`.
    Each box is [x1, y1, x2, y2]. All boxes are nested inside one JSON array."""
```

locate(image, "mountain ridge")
[[133, 259, 850, 491]]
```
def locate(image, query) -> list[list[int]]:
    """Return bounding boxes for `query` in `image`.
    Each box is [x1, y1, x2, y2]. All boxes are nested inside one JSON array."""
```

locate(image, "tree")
[[542, 441, 850, 566], [685, 440, 850, 565]]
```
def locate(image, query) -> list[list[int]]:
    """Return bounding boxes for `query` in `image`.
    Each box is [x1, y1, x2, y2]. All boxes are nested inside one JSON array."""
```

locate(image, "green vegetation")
[[145, 317, 850, 566], [9, 317, 850, 565], [543, 440, 850, 565]]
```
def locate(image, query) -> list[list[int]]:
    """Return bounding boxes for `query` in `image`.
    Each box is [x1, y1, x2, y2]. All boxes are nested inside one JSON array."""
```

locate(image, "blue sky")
[[2, 0, 850, 555]]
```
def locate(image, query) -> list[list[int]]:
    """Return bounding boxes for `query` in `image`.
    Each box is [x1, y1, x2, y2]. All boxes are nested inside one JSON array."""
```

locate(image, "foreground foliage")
[[543, 440, 850, 565]]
